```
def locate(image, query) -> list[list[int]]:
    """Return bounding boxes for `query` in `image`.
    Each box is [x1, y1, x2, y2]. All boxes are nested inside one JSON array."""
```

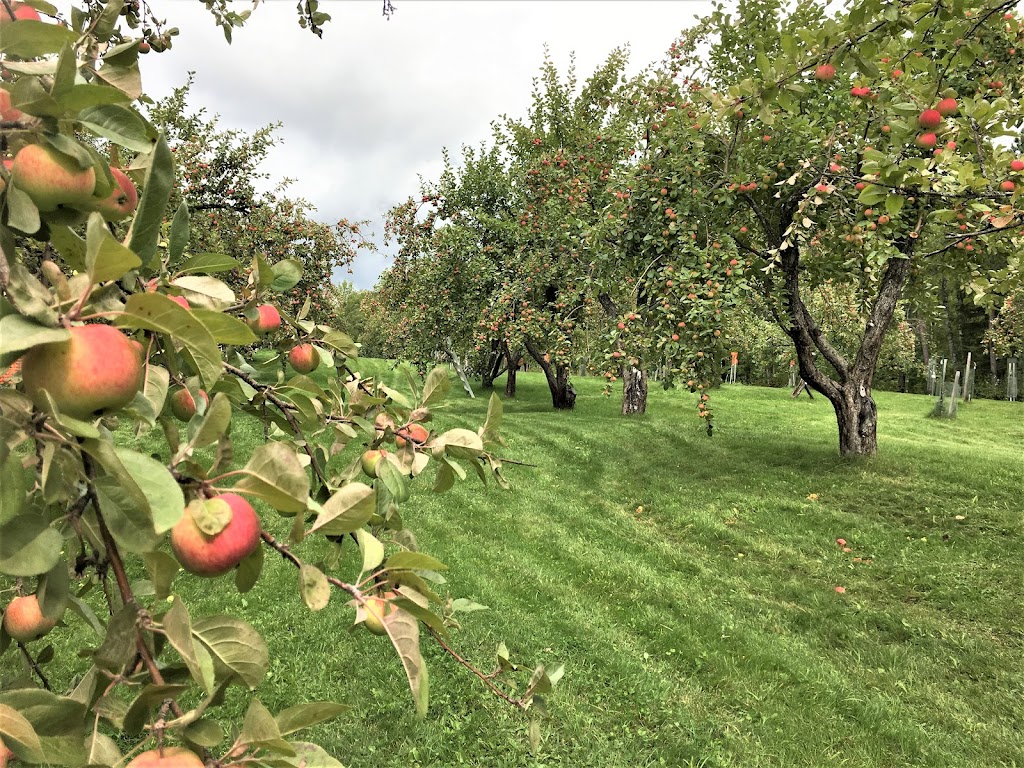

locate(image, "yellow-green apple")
[[2, 594, 59, 643], [21, 324, 144, 419], [169, 387, 208, 421], [395, 423, 428, 447], [288, 343, 319, 374], [91, 167, 138, 221], [126, 747, 205, 768], [247, 304, 281, 335], [362, 592, 397, 636], [170, 494, 261, 577], [360, 448, 388, 478], [11, 143, 96, 212], [0, 2, 41, 22]]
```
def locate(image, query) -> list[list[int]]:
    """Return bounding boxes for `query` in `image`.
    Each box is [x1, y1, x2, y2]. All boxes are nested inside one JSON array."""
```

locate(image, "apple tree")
[[657, 0, 1024, 454], [0, 3, 561, 766]]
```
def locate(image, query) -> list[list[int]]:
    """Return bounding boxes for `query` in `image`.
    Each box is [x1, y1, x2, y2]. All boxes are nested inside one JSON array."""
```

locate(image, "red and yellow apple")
[[247, 304, 281, 335], [0, 2, 41, 22], [126, 747, 205, 768], [11, 143, 96, 212], [91, 167, 138, 222], [814, 63, 835, 81], [170, 494, 261, 577], [169, 387, 209, 421], [936, 97, 959, 116], [21, 324, 143, 419], [395, 423, 428, 447], [363, 592, 397, 636], [2, 594, 59, 643], [361, 448, 388, 478], [288, 343, 320, 374]]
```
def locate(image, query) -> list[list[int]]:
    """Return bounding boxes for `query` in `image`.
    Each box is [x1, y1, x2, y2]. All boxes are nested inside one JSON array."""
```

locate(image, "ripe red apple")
[[361, 449, 389, 478], [91, 167, 138, 221], [247, 304, 281, 335], [288, 343, 320, 374], [169, 387, 209, 421], [0, 88, 23, 122], [363, 592, 397, 636], [814, 63, 835, 81], [2, 594, 58, 643], [126, 747, 205, 768], [1011, 159, 1024, 172], [915, 133, 938, 149], [1001, 180, 1016, 192], [21, 324, 143, 420], [395, 423, 429, 447], [918, 109, 943, 128], [170, 494, 261, 577], [936, 97, 959, 116], [850, 86, 871, 98], [0, 2, 41, 22], [10, 143, 96, 212]]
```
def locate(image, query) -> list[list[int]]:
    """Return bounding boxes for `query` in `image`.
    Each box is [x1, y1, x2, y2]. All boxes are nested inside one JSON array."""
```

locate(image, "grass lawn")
[[8, 363, 1024, 767]]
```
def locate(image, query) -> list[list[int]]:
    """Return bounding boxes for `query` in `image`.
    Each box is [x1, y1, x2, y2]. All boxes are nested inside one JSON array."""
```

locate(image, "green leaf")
[[234, 545, 263, 594], [0, 691, 85, 766], [355, 528, 384, 575], [307, 483, 375, 536], [126, 133, 175, 267], [265, 742, 344, 768], [274, 703, 350, 737], [176, 253, 240, 275], [436, 428, 484, 460], [163, 596, 215, 695], [857, 184, 888, 206], [4, 262, 56, 326], [169, 201, 190, 264], [77, 103, 156, 152], [47, 225, 87, 272], [0, 19, 79, 58], [4, 183, 42, 235], [299, 564, 330, 611], [92, 603, 138, 674], [94, 474, 160, 554], [191, 309, 257, 345], [117, 292, 223, 389], [0, 450, 27, 525], [0, 514, 63, 576], [114, 447, 183, 534], [0, 703, 45, 763], [239, 698, 285, 749], [171, 275, 235, 308], [122, 684, 190, 735], [192, 615, 269, 689], [270, 259, 303, 292], [143, 551, 179, 600], [187, 392, 232, 451], [320, 330, 358, 358], [885, 194, 905, 215], [233, 442, 310, 514], [385, 552, 447, 573], [85, 213, 142, 284], [384, 608, 429, 717], [182, 718, 224, 748], [420, 367, 451, 407], [0, 315, 70, 356], [36, 558, 70, 621]]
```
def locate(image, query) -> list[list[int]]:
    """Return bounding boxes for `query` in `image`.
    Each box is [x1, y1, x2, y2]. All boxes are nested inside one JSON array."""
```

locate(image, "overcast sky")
[[134, 1, 718, 289]]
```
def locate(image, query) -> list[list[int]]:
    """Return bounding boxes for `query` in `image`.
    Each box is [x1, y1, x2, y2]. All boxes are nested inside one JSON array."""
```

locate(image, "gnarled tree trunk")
[[524, 338, 575, 409], [504, 342, 519, 398], [621, 365, 647, 415], [480, 340, 505, 389]]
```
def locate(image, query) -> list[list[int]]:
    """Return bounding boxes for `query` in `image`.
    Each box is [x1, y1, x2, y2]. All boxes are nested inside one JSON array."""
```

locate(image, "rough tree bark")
[[598, 292, 648, 414], [503, 342, 519, 398], [774, 217, 915, 457], [480, 340, 505, 389], [524, 338, 576, 409]]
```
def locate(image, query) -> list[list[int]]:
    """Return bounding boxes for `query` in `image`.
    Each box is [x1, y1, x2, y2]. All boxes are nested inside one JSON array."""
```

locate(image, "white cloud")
[[133, 1, 715, 288]]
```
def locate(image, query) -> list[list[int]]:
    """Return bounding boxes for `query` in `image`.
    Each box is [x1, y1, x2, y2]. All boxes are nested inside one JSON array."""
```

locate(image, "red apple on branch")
[[11, 143, 96, 212], [814, 63, 835, 81], [2, 594, 59, 643], [126, 747, 205, 768], [91, 167, 138, 222], [395, 423, 429, 447], [170, 494, 261, 577], [21, 324, 144, 420], [288, 343, 320, 374], [169, 387, 209, 421], [247, 304, 281, 335]]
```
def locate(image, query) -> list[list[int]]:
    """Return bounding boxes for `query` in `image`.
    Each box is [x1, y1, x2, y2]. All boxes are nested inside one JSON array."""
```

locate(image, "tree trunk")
[[524, 338, 576, 409], [480, 340, 504, 389], [503, 342, 519, 398], [987, 307, 999, 380], [940, 278, 962, 369], [621, 365, 647, 415], [832, 380, 878, 456]]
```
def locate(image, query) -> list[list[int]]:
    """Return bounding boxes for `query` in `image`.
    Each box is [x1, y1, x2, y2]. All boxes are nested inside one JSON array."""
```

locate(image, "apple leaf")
[[0, 450, 27, 525], [114, 447, 183, 534], [270, 259, 303, 292], [384, 608, 429, 718], [126, 133, 174, 267], [434, 428, 484, 460], [186, 392, 232, 451], [192, 614, 269, 689], [299, 564, 330, 611], [122, 684, 190, 736], [274, 703, 350, 737], [163, 596, 216, 695], [188, 498, 231, 537], [85, 213, 142, 284], [233, 442, 310, 514], [176, 253, 241, 276], [168, 201, 190, 264], [36, 558, 70, 621], [171, 275, 236, 309], [420, 366, 451, 408], [0, 513, 63, 576], [78, 103, 157, 153], [143, 551, 179, 601], [0, 19, 79, 58], [320, 330, 358, 358], [235, 545, 263, 594], [385, 552, 447, 573], [4, 184, 41, 235], [307, 482, 375, 537], [117, 292, 222, 389], [354, 528, 385, 575], [0, 703, 45, 764], [265, 742, 344, 768]]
